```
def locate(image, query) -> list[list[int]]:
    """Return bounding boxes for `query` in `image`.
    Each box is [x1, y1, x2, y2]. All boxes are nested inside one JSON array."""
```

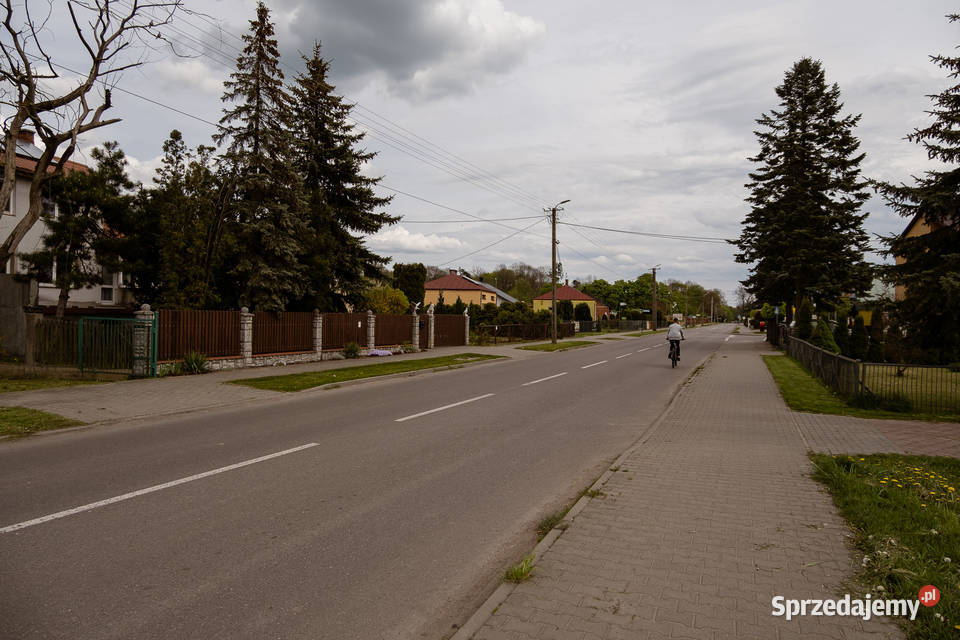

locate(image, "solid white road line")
[[395, 393, 495, 422], [0, 443, 320, 534], [615, 353, 632, 359], [522, 372, 568, 386], [581, 360, 608, 369]]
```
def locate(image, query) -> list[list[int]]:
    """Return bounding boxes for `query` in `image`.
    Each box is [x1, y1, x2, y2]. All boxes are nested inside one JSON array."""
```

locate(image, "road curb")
[[450, 346, 719, 639]]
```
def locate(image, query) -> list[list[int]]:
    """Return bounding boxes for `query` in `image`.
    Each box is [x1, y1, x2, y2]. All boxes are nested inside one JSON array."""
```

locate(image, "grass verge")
[[0, 406, 83, 437], [810, 453, 960, 638], [763, 355, 960, 422], [229, 353, 504, 392], [0, 377, 102, 393], [519, 340, 596, 353]]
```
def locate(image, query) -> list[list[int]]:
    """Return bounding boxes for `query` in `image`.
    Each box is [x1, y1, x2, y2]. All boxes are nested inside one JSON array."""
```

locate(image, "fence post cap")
[[140, 304, 151, 312], [463, 308, 469, 316], [427, 303, 435, 315], [241, 306, 249, 314], [367, 309, 373, 315], [314, 308, 320, 315]]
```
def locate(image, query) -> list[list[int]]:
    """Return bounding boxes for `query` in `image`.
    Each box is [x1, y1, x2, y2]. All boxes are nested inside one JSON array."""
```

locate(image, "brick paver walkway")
[[471, 337, 902, 640]]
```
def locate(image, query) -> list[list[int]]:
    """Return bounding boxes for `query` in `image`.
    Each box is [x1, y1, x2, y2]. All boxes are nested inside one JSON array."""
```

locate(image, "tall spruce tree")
[[734, 58, 872, 320], [214, 2, 306, 311], [875, 15, 960, 364], [288, 42, 397, 311]]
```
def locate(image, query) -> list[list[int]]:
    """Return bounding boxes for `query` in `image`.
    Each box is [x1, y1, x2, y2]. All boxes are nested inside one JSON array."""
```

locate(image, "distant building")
[[894, 212, 938, 302], [532, 280, 600, 319], [0, 130, 133, 308], [424, 269, 517, 308]]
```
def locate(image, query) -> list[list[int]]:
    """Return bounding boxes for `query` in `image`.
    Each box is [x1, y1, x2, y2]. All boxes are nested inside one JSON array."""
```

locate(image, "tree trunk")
[[56, 283, 70, 319]]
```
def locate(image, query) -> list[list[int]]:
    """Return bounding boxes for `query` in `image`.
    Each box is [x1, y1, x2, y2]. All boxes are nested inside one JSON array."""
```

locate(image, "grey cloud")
[[268, 0, 544, 100]]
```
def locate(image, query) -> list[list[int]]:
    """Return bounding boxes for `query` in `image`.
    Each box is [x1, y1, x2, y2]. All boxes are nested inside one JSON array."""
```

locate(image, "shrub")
[[848, 392, 881, 410], [182, 351, 209, 375], [849, 315, 869, 360], [833, 313, 850, 356], [948, 362, 960, 373], [796, 298, 814, 340], [343, 342, 361, 359], [574, 302, 592, 322], [810, 318, 840, 353], [880, 394, 913, 413]]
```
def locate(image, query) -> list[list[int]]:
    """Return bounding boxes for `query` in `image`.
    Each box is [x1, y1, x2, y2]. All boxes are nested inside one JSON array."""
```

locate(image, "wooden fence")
[[157, 309, 241, 362], [253, 311, 313, 355], [34, 317, 79, 366]]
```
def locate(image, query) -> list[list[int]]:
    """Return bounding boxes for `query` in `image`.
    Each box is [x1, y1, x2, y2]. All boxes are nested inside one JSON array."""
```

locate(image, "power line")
[[557, 221, 733, 244], [440, 218, 544, 266], [401, 216, 542, 223]]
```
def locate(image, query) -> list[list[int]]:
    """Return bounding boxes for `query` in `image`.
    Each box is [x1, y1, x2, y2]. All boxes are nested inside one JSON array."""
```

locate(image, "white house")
[[1, 130, 133, 309]]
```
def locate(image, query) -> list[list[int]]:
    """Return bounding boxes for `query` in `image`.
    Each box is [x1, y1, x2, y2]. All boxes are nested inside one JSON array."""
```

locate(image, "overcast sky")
[[24, 0, 959, 303]]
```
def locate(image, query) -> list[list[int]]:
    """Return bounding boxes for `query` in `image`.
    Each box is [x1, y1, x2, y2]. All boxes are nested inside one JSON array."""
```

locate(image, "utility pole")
[[546, 199, 570, 344], [650, 265, 660, 329]]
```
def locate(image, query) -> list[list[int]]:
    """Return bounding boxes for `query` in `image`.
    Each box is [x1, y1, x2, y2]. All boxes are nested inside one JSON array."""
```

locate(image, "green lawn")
[[624, 330, 666, 338], [0, 406, 83, 437], [811, 453, 960, 639], [229, 353, 504, 392], [763, 355, 960, 422], [860, 364, 960, 416], [518, 341, 597, 353], [0, 377, 102, 393]]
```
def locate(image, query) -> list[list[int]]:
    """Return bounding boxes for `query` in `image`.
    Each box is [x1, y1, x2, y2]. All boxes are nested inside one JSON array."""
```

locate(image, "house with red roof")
[[532, 280, 603, 320], [424, 269, 517, 308]]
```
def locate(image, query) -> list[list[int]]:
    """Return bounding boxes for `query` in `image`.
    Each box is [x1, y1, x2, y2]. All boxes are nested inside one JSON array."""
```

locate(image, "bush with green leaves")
[[810, 318, 841, 354], [795, 298, 814, 340], [574, 302, 592, 322], [182, 351, 209, 374], [833, 312, 850, 356], [343, 342, 361, 359], [850, 315, 869, 360]]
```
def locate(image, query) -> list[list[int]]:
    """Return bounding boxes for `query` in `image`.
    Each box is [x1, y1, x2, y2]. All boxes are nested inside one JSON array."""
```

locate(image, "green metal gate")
[[78, 316, 157, 377]]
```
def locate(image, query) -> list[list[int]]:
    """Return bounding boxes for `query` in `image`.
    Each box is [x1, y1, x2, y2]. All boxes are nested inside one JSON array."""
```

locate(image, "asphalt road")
[[0, 325, 733, 640]]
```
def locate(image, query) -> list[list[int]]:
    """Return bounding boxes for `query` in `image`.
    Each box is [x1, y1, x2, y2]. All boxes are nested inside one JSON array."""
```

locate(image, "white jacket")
[[666, 323, 684, 340]]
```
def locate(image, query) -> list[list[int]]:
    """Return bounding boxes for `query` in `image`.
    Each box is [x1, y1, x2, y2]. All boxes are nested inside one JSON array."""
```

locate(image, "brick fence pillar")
[[240, 307, 253, 366], [313, 309, 322, 356], [411, 304, 420, 352], [367, 309, 375, 351], [464, 308, 470, 345], [132, 304, 155, 377], [427, 304, 435, 350]]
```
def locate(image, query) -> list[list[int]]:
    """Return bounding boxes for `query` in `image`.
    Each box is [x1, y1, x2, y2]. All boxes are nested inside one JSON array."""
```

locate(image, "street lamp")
[[547, 199, 570, 344]]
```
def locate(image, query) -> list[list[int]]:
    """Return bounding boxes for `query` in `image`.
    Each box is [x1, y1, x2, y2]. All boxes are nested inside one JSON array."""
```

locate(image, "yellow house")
[[895, 212, 938, 302], [424, 270, 516, 308], [532, 281, 599, 319]]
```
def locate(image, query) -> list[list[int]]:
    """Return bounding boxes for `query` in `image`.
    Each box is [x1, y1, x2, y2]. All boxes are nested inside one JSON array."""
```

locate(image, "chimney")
[[565, 279, 569, 286], [17, 129, 35, 145], [449, 269, 457, 276]]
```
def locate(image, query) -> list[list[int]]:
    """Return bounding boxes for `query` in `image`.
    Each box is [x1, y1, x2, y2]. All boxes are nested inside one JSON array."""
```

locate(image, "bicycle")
[[669, 339, 680, 368]]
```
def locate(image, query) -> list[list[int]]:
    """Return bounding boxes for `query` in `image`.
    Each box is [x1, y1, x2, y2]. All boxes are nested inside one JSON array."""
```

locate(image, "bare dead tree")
[[0, 0, 184, 268]]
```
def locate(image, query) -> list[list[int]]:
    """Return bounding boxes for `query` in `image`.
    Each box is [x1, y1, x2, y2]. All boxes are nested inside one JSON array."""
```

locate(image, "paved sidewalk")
[[0, 343, 532, 426], [467, 336, 905, 640]]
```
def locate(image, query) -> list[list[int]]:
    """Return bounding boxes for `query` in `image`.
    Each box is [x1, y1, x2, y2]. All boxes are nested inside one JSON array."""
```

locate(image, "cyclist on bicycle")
[[666, 318, 685, 361]]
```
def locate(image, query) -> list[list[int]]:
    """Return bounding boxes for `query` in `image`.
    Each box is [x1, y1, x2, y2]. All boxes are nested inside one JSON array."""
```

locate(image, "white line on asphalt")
[[395, 394, 495, 422], [615, 353, 632, 359], [581, 360, 608, 369], [0, 443, 320, 534], [725, 335, 733, 342], [636, 348, 650, 353], [522, 372, 568, 386]]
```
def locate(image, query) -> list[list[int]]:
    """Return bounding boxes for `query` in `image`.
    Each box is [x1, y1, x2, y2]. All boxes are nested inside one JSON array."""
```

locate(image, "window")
[[100, 287, 114, 302]]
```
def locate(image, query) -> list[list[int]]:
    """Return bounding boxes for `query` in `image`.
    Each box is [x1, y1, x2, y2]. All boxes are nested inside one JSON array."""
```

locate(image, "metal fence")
[[434, 314, 467, 347], [322, 313, 367, 350], [253, 311, 313, 355], [786, 335, 862, 397], [476, 322, 575, 344], [375, 314, 411, 347], [157, 309, 241, 361], [860, 363, 960, 415], [34, 317, 78, 366]]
